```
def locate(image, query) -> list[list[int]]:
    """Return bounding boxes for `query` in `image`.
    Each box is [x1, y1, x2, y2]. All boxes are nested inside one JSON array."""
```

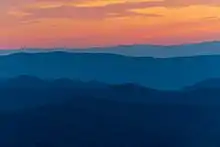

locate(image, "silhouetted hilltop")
[[0, 76, 161, 110], [185, 78, 220, 90], [1, 75, 220, 111]]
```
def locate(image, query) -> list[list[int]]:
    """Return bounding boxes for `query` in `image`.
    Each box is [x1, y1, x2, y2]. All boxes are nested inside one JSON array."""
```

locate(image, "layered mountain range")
[[0, 51, 220, 89]]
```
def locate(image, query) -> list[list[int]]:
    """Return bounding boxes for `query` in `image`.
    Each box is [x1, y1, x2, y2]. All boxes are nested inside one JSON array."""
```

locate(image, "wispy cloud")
[[1, 0, 220, 48], [8, 0, 162, 21], [8, 0, 220, 21]]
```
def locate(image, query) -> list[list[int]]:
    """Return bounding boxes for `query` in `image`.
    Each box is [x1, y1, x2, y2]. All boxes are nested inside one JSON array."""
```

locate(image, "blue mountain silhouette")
[[1, 76, 220, 146], [1, 41, 220, 58], [1, 52, 220, 89], [68, 41, 220, 58]]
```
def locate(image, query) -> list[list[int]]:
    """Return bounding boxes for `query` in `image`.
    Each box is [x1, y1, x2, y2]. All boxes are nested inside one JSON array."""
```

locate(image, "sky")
[[0, 0, 220, 49]]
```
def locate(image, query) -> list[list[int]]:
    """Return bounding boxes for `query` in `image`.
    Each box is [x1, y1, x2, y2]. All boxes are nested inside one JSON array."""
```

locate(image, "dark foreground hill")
[[0, 76, 220, 146], [2, 98, 220, 147]]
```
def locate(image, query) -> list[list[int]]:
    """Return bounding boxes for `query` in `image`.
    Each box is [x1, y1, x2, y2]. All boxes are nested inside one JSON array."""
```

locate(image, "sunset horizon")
[[1, 0, 220, 49], [0, 40, 219, 50]]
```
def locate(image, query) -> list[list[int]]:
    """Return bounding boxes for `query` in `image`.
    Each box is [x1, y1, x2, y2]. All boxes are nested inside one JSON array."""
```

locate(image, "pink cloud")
[[14, 0, 220, 22], [17, 1, 162, 20], [34, 0, 220, 6]]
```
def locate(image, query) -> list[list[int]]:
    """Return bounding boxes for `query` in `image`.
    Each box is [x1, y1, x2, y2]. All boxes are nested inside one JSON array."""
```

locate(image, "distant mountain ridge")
[[0, 52, 220, 89], [1, 41, 220, 58], [70, 41, 220, 58]]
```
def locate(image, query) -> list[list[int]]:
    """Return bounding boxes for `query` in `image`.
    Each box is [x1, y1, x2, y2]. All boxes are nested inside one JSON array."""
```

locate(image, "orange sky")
[[1, 0, 220, 49]]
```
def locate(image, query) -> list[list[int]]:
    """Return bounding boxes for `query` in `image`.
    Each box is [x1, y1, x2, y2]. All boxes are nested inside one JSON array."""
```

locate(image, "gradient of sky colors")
[[0, 0, 220, 49]]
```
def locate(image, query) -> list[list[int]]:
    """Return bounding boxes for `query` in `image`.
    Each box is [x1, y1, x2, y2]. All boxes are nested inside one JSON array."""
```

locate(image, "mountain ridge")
[[0, 52, 220, 89], [1, 75, 220, 111], [0, 41, 220, 58]]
